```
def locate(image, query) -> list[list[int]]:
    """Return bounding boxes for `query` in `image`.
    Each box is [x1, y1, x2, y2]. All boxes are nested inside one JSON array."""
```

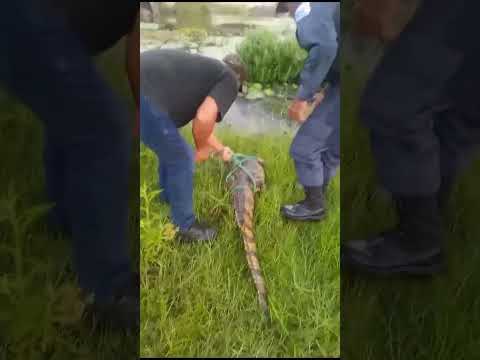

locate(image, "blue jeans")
[[1, 1, 132, 301], [140, 95, 196, 231], [290, 82, 340, 187]]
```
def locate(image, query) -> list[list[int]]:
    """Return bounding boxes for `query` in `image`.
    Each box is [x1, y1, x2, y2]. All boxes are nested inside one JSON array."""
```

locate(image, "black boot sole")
[[342, 254, 446, 277], [175, 232, 217, 244], [280, 209, 326, 222], [176, 237, 216, 244]]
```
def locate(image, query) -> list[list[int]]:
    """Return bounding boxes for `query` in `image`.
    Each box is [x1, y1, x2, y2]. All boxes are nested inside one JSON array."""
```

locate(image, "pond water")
[[212, 14, 296, 35], [220, 97, 298, 136]]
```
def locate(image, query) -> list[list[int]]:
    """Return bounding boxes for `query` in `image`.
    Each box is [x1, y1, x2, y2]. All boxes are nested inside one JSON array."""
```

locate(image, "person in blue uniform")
[[342, 0, 480, 276], [0, 1, 139, 330], [276, 2, 340, 222]]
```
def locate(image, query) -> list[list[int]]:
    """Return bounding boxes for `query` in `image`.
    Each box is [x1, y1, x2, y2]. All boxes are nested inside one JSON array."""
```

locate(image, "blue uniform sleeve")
[[296, 4, 339, 101]]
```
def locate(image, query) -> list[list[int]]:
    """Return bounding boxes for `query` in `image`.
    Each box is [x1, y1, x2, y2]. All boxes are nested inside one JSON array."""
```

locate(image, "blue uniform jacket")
[[295, 2, 340, 101]]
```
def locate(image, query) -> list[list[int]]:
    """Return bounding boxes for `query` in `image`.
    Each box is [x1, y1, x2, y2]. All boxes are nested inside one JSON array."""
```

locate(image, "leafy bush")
[[237, 30, 307, 87]]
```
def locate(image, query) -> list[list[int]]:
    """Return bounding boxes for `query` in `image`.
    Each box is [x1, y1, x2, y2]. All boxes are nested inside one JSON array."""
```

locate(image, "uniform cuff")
[[296, 85, 314, 101]]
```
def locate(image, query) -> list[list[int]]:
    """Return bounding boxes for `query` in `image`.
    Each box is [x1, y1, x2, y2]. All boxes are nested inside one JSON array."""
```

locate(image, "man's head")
[[275, 2, 302, 18], [222, 54, 248, 92]]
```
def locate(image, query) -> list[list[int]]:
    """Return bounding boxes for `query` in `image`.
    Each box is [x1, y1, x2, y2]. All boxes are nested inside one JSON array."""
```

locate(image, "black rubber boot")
[[176, 219, 217, 244], [342, 195, 445, 276], [83, 273, 139, 333], [281, 186, 326, 221], [303, 186, 324, 209]]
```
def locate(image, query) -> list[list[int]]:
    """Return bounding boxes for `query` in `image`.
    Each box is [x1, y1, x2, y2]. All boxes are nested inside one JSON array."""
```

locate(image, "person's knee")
[[290, 135, 320, 164], [166, 140, 194, 170], [324, 147, 340, 168]]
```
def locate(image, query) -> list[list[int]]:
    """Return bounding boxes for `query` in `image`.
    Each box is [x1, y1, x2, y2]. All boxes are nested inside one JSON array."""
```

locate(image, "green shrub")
[[237, 30, 307, 87]]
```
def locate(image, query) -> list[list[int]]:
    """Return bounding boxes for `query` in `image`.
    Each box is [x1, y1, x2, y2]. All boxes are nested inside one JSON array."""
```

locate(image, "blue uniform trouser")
[[359, 0, 478, 196], [140, 95, 196, 231], [1, 1, 132, 301], [290, 82, 340, 188]]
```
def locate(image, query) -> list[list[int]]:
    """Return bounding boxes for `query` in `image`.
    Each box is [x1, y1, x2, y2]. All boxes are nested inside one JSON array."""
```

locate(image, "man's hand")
[[313, 92, 325, 107], [196, 146, 234, 163], [288, 91, 326, 124], [288, 99, 311, 124], [218, 146, 234, 162], [195, 146, 213, 163]]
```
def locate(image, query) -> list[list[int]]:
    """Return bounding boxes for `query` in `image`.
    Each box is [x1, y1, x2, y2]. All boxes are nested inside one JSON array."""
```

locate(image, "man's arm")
[[289, 10, 337, 123], [297, 43, 337, 101], [192, 96, 232, 162], [192, 96, 217, 150], [296, 5, 338, 101], [193, 69, 238, 162], [126, 13, 139, 108], [192, 96, 221, 162]]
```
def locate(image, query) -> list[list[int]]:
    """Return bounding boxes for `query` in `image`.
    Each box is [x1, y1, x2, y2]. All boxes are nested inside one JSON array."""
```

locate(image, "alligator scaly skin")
[[228, 158, 269, 320]]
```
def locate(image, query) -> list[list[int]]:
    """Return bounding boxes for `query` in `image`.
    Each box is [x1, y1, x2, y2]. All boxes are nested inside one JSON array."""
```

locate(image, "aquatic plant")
[[237, 30, 307, 87]]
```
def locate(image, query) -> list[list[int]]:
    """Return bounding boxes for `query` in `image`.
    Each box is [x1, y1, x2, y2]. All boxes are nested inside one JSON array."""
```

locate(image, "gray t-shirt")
[[141, 49, 238, 128]]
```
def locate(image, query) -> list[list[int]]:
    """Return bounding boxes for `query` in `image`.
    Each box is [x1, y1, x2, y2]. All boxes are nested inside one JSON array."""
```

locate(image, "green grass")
[[341, 63, 480, 360], [0, 41, 138, 359], [237, 30, 307, 87], [140, 131, 340, 357]]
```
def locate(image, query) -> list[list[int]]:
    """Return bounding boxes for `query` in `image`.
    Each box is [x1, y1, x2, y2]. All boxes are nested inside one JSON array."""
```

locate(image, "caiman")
[[226, 154, 270, 321]]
